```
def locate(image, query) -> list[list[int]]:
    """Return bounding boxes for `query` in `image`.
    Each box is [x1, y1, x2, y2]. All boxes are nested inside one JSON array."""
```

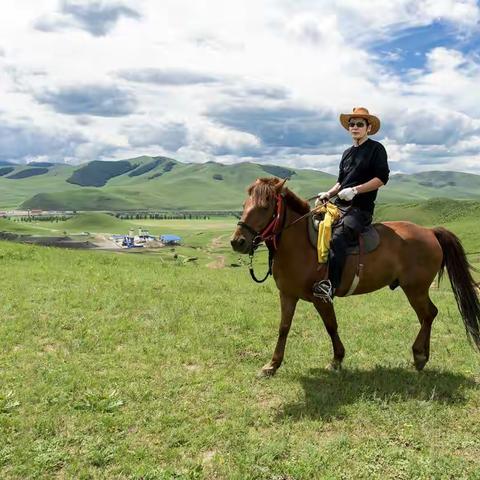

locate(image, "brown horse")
[[230, 177, 480, 376]]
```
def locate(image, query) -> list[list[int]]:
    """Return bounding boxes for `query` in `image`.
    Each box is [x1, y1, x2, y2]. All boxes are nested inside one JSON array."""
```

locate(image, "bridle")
[[237, 193, 285, 249], [236, 192, 319, 283], [236, 193, 285, 283]]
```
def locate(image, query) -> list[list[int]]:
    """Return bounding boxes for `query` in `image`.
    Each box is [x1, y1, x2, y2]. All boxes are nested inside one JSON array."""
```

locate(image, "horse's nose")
[[230, 236, 246, 251]]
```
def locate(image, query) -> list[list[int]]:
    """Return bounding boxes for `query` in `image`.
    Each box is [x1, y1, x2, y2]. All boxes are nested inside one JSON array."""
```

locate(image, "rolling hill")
[[0, 156, 479, 211], [63, 212, 133, 232]]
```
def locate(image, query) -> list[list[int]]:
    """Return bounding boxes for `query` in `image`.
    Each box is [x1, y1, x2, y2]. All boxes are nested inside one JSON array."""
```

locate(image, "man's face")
[[348, 117, 370, 140]]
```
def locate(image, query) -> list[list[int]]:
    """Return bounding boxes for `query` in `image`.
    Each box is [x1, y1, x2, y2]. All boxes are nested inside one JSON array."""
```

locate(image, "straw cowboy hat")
[[340, 107, 380, 135]]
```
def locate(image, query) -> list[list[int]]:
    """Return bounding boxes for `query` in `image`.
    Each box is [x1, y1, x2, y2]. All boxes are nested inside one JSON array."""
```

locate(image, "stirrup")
[[312, 279, 334, 302]]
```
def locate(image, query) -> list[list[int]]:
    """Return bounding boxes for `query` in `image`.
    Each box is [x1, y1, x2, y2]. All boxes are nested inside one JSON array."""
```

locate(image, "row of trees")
[[113, 211, 241, 220], [8, 216, 72, 222], [115, 213, 211, 220]]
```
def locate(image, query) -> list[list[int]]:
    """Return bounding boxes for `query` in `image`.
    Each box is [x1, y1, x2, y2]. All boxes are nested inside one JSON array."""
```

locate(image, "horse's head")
[[230, 177, 287, 254]]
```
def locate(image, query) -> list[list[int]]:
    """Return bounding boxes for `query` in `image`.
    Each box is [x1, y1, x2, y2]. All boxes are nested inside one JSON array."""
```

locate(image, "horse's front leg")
[[313, 299, 345, 371], [260, 292, 298, 377]]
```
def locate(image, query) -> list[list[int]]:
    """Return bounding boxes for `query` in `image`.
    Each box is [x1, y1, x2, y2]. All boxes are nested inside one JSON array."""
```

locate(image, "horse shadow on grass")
[[278, 366, 478, 421]]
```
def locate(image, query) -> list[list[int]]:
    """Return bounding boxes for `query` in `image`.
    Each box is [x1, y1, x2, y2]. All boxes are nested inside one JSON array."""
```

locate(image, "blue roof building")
[[160, 234, 181, 245]]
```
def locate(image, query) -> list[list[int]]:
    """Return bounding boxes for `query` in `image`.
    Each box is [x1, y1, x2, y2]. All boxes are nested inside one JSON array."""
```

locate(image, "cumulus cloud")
[[221, 83, 290, 101], [285, 13, 343, 46], [416, 0, 480, 31], [118, 68, 219, 86], [35, 84, 137, 117], [127, 122, 188, 151], [0, 119, 87, 163], [404, 48, 480, 116], [394, 108, 480, 146], [209, 104, 345, 150], [286, 0, 480, 39], [191, 123, 261, 156], [34, 0, 141, 37], [426, 47, 466, 71]]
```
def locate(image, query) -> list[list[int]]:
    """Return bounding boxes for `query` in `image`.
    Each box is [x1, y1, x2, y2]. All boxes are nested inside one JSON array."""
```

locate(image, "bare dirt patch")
[[207, 255, 226, 269], [210, 234, 227, 249]]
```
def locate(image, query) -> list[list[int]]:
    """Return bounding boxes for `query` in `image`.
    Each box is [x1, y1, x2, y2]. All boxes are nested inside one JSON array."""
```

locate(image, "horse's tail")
[[433, 227, 480, 351]]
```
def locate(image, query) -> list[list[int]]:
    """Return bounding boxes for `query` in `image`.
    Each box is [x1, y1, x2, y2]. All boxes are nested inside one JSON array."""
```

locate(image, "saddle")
[[307, 214, 381, 255]]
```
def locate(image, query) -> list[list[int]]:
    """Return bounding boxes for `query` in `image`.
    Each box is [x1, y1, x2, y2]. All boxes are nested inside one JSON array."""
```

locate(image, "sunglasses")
[[348, 121, 367, 128]]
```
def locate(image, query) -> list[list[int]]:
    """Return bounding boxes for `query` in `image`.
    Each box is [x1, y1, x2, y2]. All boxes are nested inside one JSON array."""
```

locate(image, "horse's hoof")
[[259, 364, 277, 377], [326, 359, 342, 371], [414, 355, 428, 371]]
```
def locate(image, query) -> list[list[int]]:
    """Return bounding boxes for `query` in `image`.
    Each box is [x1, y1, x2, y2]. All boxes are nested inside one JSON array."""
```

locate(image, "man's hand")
[[315, 191, 330, 207], [337, 187, 358, 201]]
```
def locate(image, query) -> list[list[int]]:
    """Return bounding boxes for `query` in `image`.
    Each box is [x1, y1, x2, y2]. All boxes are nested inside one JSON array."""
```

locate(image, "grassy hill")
[[375, 198, 480, 225], [63, 213, 131, 233], [22, 189, 143, 211], [1, 156, 480, 210], [374, 198, 480, 253]]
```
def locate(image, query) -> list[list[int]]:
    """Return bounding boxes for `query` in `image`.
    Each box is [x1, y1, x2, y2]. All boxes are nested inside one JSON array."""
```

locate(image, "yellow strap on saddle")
[[313, 203, 341, 263]]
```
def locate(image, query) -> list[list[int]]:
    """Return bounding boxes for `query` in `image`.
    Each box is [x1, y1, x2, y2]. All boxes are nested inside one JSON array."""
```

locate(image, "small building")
[[138, 228, 156, 241], [160, 234, 181, 245]]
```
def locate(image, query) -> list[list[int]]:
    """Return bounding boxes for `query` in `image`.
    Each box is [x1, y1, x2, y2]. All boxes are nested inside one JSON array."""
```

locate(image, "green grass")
[[1, 218, 480, 478]]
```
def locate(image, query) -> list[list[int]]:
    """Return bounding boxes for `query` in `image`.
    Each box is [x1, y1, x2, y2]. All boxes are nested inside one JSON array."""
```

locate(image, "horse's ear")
[[274, 178, 287, 193]]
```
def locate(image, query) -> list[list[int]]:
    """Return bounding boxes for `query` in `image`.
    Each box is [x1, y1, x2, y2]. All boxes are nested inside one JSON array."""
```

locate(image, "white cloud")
[[34, 0, 142, 37], [0, 0, 478, 174], [417, 0, 480, 30], [191, 123, 261, 156]]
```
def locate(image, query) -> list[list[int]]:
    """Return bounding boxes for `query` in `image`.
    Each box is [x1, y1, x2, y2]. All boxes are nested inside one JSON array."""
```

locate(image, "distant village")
[[112, 229, 181, 249], [0, 210, 183, 250]]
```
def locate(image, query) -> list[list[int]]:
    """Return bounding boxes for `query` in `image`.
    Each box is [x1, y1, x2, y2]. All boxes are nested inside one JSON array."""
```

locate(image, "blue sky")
[[373, 21, 480, 72], [0, 0, 479, 175]]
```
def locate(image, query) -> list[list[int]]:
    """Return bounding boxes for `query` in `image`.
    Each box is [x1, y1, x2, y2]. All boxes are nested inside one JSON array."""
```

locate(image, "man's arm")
[[354, 177, 384, 194], [337, 177, 385, 201], [327, 182, 342, 197]]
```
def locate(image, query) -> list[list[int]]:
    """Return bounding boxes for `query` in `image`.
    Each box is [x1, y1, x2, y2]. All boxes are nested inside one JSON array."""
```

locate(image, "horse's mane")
[[247, 177, 310, 215]]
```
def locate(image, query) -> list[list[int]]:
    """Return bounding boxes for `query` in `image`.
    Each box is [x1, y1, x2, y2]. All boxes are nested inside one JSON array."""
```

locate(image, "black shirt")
[[336, 138, 389, 214]]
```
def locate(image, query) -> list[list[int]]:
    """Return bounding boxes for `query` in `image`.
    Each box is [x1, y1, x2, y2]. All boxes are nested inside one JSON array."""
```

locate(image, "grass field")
[[1, 210, 480, 479]]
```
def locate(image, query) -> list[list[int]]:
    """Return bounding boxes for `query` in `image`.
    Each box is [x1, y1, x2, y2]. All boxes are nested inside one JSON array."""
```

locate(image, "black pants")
[[328, 207, 372, 289]]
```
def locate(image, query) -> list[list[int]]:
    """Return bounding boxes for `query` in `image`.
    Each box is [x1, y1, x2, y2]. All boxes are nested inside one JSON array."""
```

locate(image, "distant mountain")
[[0, 156, 479, 210]]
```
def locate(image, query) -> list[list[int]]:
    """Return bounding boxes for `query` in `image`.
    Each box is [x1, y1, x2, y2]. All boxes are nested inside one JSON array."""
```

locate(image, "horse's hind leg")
[[403, 287, 438, 371], [314, 300, 345, 370], [260, 292, 298, 377]]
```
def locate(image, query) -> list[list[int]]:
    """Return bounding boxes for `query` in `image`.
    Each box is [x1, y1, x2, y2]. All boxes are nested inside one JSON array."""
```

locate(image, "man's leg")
[[313, 208, 370, 301], [328, 226, 350, 290], [343, 208, 372, 238], [331, 208, 372, 286], [313, 226, 350, 301]]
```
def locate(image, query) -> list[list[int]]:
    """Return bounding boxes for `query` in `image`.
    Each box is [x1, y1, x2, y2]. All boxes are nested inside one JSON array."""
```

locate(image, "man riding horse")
[[313, 107, 390, 302]]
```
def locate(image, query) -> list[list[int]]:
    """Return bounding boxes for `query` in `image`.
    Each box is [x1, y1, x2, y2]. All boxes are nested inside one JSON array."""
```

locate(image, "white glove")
[[315, 192, 330, 207], [338, 187, 358, 201]]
